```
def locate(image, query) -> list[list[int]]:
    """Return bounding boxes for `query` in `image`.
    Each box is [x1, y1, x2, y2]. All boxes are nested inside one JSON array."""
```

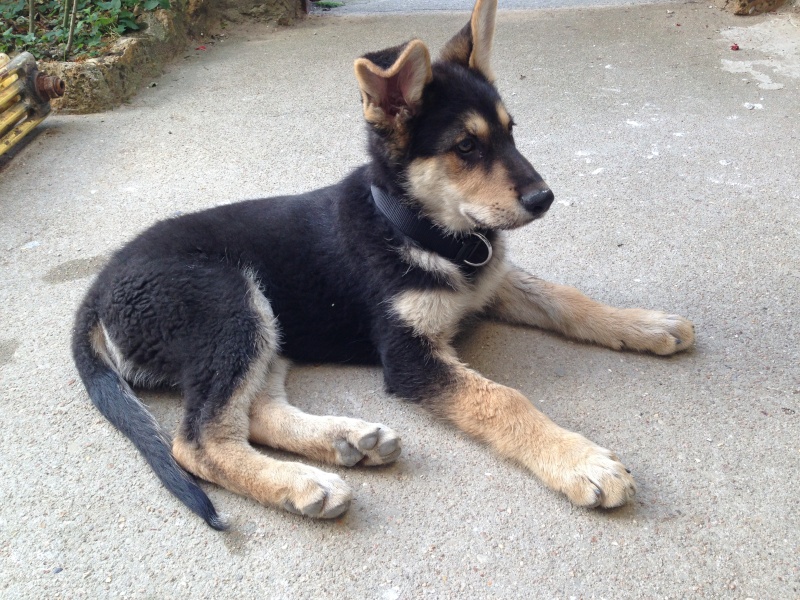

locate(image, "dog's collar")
[[370, 185, 493, 268]]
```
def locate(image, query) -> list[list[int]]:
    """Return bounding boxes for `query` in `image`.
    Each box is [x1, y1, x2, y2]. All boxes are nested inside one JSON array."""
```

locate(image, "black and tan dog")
[[73, 0, 694, 529]]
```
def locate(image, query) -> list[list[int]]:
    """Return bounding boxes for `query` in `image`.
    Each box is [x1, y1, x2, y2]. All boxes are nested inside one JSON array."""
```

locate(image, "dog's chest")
[[390, 260, 506, 342]]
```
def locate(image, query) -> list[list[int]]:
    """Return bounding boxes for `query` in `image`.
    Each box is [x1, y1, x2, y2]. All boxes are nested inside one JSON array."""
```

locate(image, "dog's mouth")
[[461, 206, 546, 232]]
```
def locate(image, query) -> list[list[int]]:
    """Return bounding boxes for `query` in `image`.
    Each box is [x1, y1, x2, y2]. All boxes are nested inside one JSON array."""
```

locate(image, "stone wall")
[[218, 0, 308, 25], [42, 0, 308, 114]]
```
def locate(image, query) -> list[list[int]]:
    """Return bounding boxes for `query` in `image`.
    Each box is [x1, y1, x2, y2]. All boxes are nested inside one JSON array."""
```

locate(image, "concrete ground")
[[1, 2, 799, 598]]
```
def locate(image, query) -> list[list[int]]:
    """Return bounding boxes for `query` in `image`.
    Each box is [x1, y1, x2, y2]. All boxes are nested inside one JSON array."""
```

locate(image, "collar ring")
[[462, 232, 493, 267]]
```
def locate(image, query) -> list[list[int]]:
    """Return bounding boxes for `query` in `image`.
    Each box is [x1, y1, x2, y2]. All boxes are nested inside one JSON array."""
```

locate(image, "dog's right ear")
[[440, 0, 496, 81], [354, 39, 432, 127]]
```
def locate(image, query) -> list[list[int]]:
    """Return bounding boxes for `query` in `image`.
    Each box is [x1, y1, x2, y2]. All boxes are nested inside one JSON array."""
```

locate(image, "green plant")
[[1, 0, 170, 60], [315, 1, 344, 8]]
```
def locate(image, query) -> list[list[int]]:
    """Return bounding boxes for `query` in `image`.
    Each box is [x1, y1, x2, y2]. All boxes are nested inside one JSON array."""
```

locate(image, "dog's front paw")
[[549, 433, 636, 508], [281, 467, 352, 519], [614, 309, 695, 355]]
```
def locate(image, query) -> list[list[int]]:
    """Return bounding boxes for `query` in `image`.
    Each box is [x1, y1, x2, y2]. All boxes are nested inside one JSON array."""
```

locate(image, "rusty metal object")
[[1, 52, 66, 157], [35, 73, 66, 100]]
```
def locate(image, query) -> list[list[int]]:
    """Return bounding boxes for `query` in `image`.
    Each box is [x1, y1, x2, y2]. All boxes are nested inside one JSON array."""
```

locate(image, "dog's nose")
[[520, 188, 554, 216]]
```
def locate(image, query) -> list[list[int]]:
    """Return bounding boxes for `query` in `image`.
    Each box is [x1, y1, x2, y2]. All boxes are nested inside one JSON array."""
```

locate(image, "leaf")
[[143, 0, 159, 10], [119, 18, 139, 30]]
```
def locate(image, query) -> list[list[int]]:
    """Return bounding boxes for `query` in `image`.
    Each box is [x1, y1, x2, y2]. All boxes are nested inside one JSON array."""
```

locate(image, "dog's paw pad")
[[361, 427, 401, 466], [357, 431, 379, 451], [334, 439, 364, 467], [332, 423, 401, 467]]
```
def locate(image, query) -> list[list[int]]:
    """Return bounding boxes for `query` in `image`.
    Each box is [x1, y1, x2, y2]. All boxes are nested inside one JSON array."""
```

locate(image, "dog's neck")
[[370, 185, 493, 269]]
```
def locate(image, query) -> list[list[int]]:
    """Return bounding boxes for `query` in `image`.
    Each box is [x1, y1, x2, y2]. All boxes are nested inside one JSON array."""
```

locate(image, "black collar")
[[370, 185, 493, 269]]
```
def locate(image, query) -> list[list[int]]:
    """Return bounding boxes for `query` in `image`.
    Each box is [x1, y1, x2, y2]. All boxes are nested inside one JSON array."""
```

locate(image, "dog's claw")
[[552, 433, 637, 509]]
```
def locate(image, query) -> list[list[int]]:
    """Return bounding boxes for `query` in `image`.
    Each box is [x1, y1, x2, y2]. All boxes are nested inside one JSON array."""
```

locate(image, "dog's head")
[[355, 0, 553, 234]]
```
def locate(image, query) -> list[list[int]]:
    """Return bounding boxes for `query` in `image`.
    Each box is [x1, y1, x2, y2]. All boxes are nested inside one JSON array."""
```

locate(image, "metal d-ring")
[[463, 232, 493, 267]]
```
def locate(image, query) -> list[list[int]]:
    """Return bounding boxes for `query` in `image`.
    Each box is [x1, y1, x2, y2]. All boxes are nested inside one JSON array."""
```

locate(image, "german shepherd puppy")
[[73, 0, 694, 530]]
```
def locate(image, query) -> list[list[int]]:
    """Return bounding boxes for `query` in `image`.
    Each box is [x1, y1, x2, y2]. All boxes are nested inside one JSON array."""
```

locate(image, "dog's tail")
[[71, 301, 226, 530]]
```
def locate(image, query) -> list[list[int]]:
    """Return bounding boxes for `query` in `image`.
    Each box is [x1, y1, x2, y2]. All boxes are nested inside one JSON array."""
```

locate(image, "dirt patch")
[[0, 339, 20, 368], [714, 0, 798, 15], [42, 255, 108, 284], [215, 0, 309, 25]]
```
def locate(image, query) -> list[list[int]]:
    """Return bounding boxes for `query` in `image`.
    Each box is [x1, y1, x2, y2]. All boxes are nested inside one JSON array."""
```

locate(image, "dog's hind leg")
[[486, 267, 694, 355], [248, 357, 401, 467], [173, 396, 353, 519], [171, 272, 352, 519]]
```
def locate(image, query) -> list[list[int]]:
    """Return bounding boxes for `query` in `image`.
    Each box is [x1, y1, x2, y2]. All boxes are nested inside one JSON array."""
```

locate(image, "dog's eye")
[[456, 138, 476, 154]]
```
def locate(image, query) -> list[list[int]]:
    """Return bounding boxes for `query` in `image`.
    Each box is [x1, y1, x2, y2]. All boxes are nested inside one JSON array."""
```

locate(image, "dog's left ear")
[[354, 39, 432, 127], [440, 0, 497, 81]]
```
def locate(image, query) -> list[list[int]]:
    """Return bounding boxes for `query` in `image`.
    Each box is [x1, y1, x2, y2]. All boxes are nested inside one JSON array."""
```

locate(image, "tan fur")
[[496, 102, 511, 131], [464, 111, 491, 141], [450, 158, 523, 227], [406, 156, 475, 232], [429, 361, 636, 508], [389, 255, 694, 509], [487, 267, 695, 355], [407, 156, 532, 232], [173, 434, 353, 518], [468, 0, 497, 81], [398, 243, 463, 281], [248, 359, 401, 467], [89, 323, 112, 369], [390, 237, 508, 343]]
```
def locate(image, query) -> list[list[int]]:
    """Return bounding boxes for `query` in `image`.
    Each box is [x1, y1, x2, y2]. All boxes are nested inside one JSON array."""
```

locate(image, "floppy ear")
[[354, 39, 432, 127], [439, 0, 497, 81]]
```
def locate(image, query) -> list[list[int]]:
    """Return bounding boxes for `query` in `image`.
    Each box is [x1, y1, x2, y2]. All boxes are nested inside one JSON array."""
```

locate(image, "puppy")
[[72, 0, 694, 529]]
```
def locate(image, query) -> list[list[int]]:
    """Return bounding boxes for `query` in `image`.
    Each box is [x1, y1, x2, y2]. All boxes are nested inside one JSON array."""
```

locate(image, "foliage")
[[315, 1, 344, 7], [1, 0, 170, 60]]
